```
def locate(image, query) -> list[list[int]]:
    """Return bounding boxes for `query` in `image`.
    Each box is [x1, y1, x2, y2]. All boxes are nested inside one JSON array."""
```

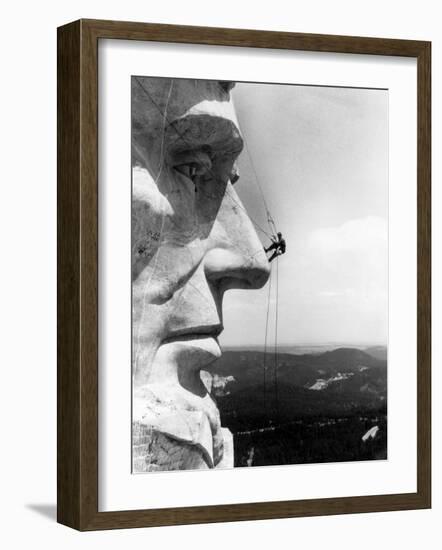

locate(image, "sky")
[[219, 82, 388, 348]]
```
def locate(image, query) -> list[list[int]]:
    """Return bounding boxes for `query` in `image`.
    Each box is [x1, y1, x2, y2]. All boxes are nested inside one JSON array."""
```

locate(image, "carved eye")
[[174, 163, 201, 181], [172, 150, 213, 187]]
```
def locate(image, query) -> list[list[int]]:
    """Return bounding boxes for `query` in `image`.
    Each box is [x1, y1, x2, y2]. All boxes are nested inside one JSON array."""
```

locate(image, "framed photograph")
[[57, 19, 431, 530]]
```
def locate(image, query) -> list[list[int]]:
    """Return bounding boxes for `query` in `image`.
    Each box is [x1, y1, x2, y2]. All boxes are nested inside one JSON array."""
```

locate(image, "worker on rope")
[[264, 232, 286, 262]]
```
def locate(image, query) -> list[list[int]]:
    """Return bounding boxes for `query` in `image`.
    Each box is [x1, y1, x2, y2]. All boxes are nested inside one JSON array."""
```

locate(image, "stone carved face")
[[132, 77, 270, 471]]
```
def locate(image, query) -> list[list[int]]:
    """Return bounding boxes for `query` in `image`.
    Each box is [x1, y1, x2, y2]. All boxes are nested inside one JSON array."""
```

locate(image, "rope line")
[[218, 79, 278, 241], [240, 124, 278, 238], [243, 138, 271, 216], [274, 257, 280, 418], [263, 262, 274, 420]]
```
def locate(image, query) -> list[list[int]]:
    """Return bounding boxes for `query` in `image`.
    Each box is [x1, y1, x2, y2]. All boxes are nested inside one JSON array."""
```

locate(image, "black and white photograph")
[[131, 76, 388, 473]]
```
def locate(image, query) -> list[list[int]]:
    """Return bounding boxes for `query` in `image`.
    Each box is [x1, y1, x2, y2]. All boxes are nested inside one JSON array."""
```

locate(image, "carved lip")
[[162, 324, 224, 344], [160, 325, 224, 366]]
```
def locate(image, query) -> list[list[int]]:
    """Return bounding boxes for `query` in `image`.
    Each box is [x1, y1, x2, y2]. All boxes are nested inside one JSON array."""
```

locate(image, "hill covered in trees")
[[206, 347, 387, 467]]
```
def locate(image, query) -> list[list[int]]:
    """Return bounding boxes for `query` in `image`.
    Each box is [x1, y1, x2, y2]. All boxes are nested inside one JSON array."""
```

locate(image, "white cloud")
[[304, 216, 388, 300], [309, 216, 387, 256], [285, 216, 388, 343]]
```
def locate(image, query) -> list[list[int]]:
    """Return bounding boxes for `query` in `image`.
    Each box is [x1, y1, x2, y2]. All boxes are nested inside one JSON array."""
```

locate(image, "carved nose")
[[204, 247, 270, 293], [203, 181, 271, 292]]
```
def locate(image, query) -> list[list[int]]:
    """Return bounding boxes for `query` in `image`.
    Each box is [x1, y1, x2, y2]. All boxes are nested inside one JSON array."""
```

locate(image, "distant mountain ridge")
[[206, 346, 387, 425], [223, 344, 387, 356], [364, 345, 388, 361], [205, 346, 387, 467]]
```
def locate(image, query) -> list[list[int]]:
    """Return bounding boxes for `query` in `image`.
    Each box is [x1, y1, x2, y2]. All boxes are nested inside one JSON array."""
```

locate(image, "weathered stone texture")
[[132, 422, 209, 472]]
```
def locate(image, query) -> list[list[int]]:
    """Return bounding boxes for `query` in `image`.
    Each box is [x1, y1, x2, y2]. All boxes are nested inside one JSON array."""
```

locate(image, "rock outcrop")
[[132, 422, 233, 472]]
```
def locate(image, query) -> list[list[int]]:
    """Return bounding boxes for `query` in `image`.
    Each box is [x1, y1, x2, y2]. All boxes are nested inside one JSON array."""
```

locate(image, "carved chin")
[[133, 383, 225, 471]]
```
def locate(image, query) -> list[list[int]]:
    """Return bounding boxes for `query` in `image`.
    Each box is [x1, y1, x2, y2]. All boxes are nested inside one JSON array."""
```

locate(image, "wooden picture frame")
[[57, 18, 431, 531]]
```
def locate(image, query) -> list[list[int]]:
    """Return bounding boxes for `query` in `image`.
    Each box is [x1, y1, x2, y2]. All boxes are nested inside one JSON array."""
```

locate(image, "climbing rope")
[[261, 257, 280, 422], [239, 118, 282, 419], [274, 256, 280, 418], [241, 125, 278, 239], [263, 261, 274, 420]]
